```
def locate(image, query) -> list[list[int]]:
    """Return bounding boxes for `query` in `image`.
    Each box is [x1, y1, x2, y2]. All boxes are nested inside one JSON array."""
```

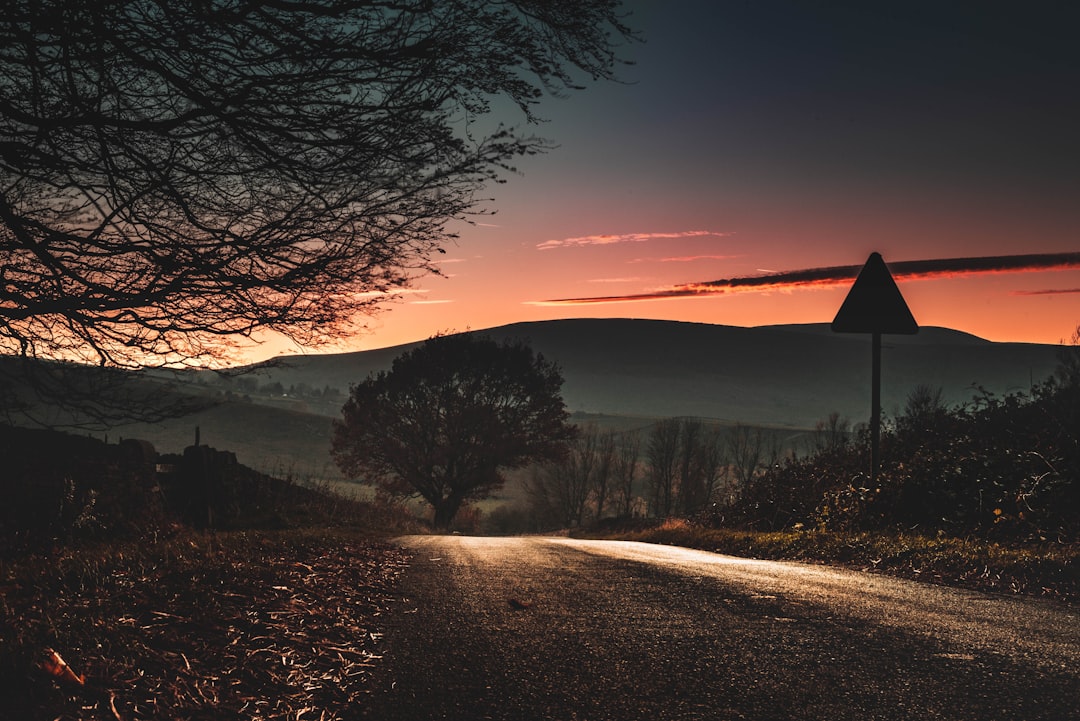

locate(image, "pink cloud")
[[628, 254, 740, 264], [537, 230, 731, 251]]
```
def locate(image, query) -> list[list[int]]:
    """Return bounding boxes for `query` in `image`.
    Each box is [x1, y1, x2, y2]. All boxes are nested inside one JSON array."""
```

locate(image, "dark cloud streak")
[[1011, 288, 1080, 296], [541, 252, 1080, 305]]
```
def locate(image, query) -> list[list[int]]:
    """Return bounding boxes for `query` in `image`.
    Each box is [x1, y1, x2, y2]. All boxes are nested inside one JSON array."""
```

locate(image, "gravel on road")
[[358, 536, 1080, 721]]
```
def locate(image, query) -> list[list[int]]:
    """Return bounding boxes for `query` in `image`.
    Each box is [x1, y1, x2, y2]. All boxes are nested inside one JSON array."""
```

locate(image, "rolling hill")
[[111, 319, 1062, 472], [238, 319, 1059, 425]]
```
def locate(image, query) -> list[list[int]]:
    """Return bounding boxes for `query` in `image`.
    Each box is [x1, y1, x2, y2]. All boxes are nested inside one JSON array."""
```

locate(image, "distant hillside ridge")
[[236, 319, 1061, 429]]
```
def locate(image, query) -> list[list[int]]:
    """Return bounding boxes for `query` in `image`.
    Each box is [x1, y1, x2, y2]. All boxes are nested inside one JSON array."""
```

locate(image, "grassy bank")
[[580, 519, 1079, 605]]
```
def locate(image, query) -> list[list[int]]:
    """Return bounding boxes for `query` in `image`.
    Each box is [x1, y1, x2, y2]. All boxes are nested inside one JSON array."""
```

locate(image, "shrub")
[[734, 380, 1079, 542]]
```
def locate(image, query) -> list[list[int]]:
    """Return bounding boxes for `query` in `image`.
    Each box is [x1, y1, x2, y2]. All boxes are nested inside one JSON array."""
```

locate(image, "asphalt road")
[[357, 536, 1080, 720]]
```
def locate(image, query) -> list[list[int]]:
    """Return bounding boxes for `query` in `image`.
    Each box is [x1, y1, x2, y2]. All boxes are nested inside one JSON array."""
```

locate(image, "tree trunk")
[[432, 494, 465, 530]]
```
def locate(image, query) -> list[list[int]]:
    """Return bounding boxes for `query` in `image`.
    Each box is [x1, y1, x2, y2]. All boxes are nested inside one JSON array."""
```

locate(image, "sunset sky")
[[289, 0, 1080, 356]]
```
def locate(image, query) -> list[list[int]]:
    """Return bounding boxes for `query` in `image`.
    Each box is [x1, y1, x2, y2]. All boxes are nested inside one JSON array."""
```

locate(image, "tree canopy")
[[0, 0, 634, 370], [331, 333, 576, 528]]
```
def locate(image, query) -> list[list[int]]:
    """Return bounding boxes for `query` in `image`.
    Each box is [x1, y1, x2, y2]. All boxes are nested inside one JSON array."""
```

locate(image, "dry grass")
[[0, 527, 413, 720]]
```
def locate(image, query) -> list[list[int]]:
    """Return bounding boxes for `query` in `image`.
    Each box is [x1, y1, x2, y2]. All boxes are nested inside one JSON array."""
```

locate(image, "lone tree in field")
[[331, 334, 577, 528], [0, 1, 633, 376]]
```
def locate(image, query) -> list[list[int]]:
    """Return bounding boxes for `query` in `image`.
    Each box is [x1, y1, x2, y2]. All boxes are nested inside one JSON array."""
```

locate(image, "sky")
[[281, 0, 1080, 357]]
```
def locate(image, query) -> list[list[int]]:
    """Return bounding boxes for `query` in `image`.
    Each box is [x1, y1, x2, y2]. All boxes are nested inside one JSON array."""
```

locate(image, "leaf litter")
[[0, 530, 412, 720]]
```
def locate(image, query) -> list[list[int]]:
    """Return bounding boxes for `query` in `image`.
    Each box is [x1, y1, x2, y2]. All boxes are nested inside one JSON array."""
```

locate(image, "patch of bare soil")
[[0, 531, 411, 720]]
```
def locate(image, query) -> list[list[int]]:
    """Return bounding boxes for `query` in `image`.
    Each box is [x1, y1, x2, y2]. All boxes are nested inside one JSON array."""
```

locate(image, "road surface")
[[357, 536, 1080, 720]]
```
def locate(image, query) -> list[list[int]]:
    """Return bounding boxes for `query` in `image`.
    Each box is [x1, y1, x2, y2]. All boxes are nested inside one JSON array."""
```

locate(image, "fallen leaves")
[[39, 648, 85, 686], [1, 530, 412, 720]]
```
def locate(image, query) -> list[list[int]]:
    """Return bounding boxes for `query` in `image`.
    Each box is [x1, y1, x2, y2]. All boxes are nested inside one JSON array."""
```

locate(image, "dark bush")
[[0, 426, 166, 549], [0, 425, 386, 554], [733, 380, 1079, 542]]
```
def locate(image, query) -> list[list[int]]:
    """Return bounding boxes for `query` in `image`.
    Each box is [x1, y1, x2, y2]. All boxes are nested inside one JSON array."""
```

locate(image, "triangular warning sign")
[[831, 253, 918, 334]]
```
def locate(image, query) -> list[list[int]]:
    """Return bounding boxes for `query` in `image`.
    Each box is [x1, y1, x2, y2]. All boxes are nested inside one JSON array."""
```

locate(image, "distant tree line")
[[525, 424, 639, 528], [200, 374, 343, 405], [521, 419, 791, 531]]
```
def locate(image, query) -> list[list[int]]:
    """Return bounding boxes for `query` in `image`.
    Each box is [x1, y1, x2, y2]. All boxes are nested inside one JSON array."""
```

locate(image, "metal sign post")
[[831, 253, 918, 482], [871, 330, 882, 481]]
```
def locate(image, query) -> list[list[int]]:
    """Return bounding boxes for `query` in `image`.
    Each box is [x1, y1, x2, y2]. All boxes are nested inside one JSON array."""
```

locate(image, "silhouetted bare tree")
[[0, 1, 634, 398], [647, 418, 729, 516], [807, 411, 852, 455], [897, 384, 947, 436], [727, 422, 764, 489], [693, 424, 729, 512], [591, 428, 616, 520], [612, 428, 641, 517], [646, 418, 680, 517], [674, 418, 703, 515], [1056, 323, 1080, 388], [529, 428, 593, 528], [527, 423, 614, 528], [331, 334, 576, 529]]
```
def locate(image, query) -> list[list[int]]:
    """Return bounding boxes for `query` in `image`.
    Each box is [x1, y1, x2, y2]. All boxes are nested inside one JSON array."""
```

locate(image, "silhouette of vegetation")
[[645, 417, 680, 517], [727, 421, 779, 496], [730, 377, 1079, 543], [530, 417, 736, 527], [331, 334, 577, 529], [1056, 323, 1080, 388], [643, 417, 730, 518], [805, 411, 852, 456], [509, 418, 781, 534], [0, 0, 634, 419], [612, 427, 643, 517], [527, 423, 623, 528], [0, 424, 406, 554]]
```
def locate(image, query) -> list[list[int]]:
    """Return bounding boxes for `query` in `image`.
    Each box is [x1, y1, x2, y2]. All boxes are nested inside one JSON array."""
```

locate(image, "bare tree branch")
[[0, 0, 635, 371]]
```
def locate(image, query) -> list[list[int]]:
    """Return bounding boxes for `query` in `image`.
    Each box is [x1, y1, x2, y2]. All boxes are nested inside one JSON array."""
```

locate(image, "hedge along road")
[[357, 536, 1080, 721]]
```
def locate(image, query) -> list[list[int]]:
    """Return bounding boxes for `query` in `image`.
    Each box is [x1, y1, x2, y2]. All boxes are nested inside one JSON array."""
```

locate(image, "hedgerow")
[[731, 379, 1079, 542]]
